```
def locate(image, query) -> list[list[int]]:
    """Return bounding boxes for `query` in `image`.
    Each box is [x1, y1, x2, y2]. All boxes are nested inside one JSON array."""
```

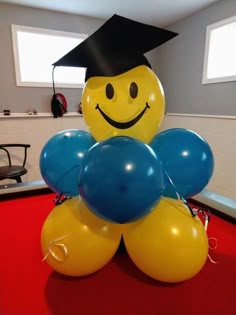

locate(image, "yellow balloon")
[[82, 65, 165, 143], [41, 197, 122, 276], [123, 197, 208, 283]]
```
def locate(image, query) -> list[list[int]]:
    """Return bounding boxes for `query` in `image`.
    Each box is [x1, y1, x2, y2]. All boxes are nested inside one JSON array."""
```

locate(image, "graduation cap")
[[53, 14, 178, 81]]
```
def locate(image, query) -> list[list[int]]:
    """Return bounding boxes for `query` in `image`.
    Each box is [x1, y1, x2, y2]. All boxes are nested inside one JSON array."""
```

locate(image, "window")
[[11, 25, 87, 88], [202, 15, 236, 84]]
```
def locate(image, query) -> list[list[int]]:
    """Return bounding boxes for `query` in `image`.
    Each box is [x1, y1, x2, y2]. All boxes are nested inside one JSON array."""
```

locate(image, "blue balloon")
[[39, 129, 95, 197], [79, 136, 165, 223], [150, 128, 214, 199]]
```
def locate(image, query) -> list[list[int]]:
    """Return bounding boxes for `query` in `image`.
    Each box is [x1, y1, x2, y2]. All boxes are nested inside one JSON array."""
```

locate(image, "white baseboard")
[[1, 182, 235, 221], [0, 180, 47, 195], [192, 189, 236, 220]]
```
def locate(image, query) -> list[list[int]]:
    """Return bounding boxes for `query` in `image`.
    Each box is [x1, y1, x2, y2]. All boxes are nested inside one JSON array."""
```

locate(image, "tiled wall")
[[0, 113, 235, 201]]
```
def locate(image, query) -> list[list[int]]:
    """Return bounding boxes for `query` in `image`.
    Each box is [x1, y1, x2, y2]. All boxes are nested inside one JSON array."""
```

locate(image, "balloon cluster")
[[40, 71, 214, 283]]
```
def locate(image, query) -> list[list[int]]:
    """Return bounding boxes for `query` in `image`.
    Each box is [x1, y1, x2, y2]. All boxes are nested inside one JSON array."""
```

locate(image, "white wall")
[[0, 113, 88, 186], [160, 114, 236, 200], [1, 113, 235, 201]]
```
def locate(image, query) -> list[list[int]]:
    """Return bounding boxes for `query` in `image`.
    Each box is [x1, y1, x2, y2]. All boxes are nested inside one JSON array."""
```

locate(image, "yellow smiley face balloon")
[[82, 65, 165, 143]]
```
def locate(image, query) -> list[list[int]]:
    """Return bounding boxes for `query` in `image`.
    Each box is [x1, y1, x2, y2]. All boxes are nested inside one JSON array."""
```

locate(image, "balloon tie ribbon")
[[165, 171, 197, 217], [54, 193, 71, 205], [193, 207, 219, 264], [42, 233, 72, 262], [163, 171, 218, 263]]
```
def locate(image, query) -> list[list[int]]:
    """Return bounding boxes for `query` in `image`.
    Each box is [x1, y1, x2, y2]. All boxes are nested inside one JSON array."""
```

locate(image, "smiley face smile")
[[95, 103, 150, 129]]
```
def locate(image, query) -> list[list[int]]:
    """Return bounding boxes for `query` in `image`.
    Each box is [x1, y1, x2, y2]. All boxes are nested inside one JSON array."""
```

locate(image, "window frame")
[[11, 24, 87, 88], [202, 15, 236, 84]]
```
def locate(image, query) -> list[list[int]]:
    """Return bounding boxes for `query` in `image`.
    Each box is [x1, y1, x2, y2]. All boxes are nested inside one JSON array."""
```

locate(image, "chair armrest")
[[0, 144, 31, 148], [0, 144, 31, 167]]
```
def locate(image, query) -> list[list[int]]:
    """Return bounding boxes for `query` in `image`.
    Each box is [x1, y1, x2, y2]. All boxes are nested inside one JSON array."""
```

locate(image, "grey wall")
[[148, 0, 236, 116], [0, 4, 105, 113], [1, 1, 235, 116]]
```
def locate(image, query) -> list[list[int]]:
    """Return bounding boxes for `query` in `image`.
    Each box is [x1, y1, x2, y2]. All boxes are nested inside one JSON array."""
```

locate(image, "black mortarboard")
[[53, 14, 178, 81]]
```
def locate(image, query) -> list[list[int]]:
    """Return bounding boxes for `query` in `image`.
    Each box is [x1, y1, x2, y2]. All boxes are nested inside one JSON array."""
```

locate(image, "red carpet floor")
[[0, 192, 236, 315]]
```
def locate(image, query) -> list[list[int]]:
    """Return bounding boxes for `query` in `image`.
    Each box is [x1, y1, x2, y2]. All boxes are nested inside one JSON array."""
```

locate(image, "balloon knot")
[[42, 232, 72, 263]]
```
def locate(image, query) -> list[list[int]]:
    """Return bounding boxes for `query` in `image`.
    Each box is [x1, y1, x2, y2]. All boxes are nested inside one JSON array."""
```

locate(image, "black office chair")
[[0, 144, 31, 183]]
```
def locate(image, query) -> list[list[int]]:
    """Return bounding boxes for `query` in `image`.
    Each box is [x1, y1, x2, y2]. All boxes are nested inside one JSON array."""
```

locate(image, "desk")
[[0, 189, 235, 315]]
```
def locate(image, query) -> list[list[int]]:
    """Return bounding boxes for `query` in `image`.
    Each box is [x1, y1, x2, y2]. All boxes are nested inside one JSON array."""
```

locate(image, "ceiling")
[[0, 0, 219, 26]]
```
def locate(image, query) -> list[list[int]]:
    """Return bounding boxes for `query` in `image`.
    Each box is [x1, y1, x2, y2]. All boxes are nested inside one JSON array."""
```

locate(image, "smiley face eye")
[[106, 83, 114, 99], [129, 82, 138, 99]]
